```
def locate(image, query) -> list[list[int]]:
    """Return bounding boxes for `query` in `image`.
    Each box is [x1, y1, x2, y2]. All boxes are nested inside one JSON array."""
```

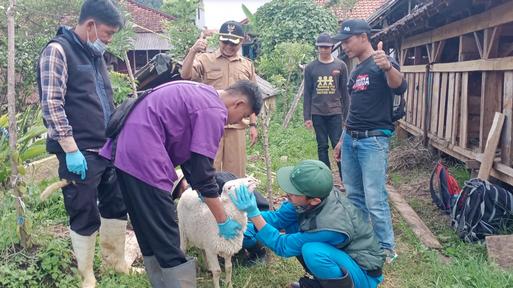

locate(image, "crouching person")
[[100, 80, 263, 287], [230, 160, 385, 288]]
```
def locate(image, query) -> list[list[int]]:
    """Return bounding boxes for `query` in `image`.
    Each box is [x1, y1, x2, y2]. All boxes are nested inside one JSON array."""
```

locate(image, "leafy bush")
[[162, 0, 200, 60], [254, 0, 338, 54], [0, 107, 47, 188], [257, 42, 314, 117], [109, 71, 135, 106]]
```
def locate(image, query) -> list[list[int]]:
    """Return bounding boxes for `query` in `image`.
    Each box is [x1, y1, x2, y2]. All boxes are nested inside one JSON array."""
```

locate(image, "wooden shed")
[[368, 0, 513, 185]]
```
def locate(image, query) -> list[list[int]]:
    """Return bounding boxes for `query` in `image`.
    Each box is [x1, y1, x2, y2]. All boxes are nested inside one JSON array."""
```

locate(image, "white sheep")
[[177, 177, 257, 288]]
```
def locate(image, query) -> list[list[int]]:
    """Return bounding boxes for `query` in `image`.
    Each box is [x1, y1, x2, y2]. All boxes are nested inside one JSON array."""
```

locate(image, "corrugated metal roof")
[[133, 33, 171, 51]]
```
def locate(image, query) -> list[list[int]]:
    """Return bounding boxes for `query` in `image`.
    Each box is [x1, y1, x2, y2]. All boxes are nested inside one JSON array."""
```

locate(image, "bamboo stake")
[[283, 79, 305, 129], [7, 0, 30, 248], [124, 52, 138, 97], [262, 102, 274, 210]]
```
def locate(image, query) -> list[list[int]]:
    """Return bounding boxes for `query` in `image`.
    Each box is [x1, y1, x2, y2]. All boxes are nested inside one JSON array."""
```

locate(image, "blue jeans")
[[341, 131, 395, 250], [312, 114, 343, 173]]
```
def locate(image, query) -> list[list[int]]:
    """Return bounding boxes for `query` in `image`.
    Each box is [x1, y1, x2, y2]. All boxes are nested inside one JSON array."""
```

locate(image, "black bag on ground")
[[392, 93, 406, 122], [451, 178, 513, 242]]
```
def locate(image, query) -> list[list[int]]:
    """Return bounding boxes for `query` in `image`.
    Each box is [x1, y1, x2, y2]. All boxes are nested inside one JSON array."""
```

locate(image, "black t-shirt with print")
[[346, 56, 407, 131]]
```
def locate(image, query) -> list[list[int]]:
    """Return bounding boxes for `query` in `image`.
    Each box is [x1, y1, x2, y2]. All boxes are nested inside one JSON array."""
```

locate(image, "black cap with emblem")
[[219, 21, 245, 45], [333, 19, 371, 41]]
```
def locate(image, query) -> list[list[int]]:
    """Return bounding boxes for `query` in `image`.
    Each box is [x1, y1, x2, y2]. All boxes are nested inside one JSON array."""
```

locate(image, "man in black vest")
[[37, 1, 129, 287]]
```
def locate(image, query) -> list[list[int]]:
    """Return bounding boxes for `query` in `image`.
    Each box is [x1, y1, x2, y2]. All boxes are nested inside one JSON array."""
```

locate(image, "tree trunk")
[[262, 102, 274, 210], [124, 52, 138, 97], [7, 0, 30, 248], [283, 79, 305, 129]]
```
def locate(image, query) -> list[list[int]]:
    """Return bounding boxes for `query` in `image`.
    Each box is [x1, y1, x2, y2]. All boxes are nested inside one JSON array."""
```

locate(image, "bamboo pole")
[[7, 0, 30, 248], [124, 52, 138, 97], [262, 102, 274, 210], [283, 79, 305, 129]]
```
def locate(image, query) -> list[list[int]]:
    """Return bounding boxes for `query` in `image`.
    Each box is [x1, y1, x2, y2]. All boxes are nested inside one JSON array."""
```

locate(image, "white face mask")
[[86, 22, 107, 55]]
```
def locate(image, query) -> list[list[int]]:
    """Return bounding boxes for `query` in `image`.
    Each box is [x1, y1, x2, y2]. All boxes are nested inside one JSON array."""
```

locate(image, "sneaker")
[[384, 249, 398, 264]]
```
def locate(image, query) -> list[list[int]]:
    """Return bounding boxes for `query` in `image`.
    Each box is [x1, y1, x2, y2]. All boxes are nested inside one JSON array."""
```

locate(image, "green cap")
[[277, 160, 333, 198]]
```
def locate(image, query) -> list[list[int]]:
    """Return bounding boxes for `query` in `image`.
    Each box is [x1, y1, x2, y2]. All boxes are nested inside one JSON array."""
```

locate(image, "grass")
[[1, 118, 513, 287]]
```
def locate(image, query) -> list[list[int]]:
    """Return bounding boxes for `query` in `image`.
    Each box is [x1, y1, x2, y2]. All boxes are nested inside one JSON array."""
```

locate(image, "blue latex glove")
[[65, 150, 88, 180], [218, 217, 242, 240], [229, 184, 261, 218]]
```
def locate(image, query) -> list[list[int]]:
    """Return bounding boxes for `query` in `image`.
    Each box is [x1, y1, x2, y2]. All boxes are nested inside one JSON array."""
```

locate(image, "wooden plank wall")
[[402, 70, 513, 163], [396, 1, 513, 184]]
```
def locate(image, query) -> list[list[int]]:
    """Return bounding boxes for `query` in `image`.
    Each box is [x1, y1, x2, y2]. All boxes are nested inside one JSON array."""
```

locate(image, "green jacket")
[[298, 189, 386, 271]]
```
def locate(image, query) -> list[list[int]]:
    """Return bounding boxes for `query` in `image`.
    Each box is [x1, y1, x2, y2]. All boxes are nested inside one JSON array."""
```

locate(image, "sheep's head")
[[220, 177, 259, 207], [222, 177, 258, 194]]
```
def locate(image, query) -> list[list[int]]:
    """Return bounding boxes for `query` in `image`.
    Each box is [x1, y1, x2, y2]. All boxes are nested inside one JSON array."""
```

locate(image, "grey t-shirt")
[[303, 58, 349, 121]]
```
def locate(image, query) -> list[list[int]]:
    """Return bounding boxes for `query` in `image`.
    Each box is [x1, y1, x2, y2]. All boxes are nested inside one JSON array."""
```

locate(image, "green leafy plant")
[[162, 0, 200, 60], [254, 0, 338, 54], [0, 107, 47, 188], [109, 71, 136, 105], [257, 42, 314, 116]]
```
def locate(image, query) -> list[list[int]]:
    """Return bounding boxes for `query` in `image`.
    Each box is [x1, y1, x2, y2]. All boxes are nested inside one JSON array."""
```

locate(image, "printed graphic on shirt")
[[352, 74, 369, 91], [316, 75, 336, 94]]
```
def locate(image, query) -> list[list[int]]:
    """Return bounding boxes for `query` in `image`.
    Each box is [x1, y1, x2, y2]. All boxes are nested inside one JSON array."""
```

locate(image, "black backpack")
[[392, 93, 406, 122], [429, 161, 461, 214], [451, 178, 513, 242]]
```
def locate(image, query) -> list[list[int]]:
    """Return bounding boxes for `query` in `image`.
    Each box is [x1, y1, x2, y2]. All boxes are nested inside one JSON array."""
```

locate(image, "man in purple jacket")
[[100, 80, 262, 287]]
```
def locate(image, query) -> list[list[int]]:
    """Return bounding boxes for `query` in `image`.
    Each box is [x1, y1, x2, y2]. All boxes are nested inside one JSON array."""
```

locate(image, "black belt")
[[366, 268, 383, 278], [346, 129, 388, 139]]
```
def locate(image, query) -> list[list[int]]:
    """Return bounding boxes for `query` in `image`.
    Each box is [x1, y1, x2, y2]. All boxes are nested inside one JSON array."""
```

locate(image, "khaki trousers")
[[214, 127, 246, 177]]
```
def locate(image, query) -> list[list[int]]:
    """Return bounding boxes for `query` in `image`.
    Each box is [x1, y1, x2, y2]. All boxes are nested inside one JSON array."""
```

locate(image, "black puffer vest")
[[37, 26, 114, 153]]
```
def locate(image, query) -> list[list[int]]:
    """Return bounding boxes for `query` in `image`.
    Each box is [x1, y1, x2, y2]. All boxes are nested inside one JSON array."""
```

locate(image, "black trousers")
[[312, 114, 343, 172], [56, 151, 127, 236], [117, 169, 186, 268]]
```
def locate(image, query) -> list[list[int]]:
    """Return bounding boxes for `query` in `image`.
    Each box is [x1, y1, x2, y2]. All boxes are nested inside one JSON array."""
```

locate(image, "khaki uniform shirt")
[[192, 49, 256, 89]]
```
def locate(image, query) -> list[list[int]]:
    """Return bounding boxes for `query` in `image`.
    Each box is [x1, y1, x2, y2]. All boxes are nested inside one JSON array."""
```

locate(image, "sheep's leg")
[[223, 255, 233, 288], [179, 224, 187, 253], [204, 250, 221, 288]]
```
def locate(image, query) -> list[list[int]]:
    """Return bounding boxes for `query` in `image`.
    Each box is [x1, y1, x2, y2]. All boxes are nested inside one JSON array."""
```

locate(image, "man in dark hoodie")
[[37, 1, 128, 287]]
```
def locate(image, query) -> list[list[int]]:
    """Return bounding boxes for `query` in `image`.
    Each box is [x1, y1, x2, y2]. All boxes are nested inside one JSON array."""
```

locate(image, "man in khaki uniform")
[[181, 20, 258, 177]]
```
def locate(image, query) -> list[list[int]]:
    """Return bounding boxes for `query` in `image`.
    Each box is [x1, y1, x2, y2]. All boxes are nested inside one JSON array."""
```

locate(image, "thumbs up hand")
[[373, 41, 392, 72], [192, 31, 208, 54]]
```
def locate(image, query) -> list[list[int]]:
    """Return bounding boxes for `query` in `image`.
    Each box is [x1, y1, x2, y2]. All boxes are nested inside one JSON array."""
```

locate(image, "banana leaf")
[[21, 144, 47, 161]]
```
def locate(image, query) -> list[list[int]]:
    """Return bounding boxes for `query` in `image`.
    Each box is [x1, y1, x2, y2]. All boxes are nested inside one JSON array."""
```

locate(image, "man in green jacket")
[[231, 160, 385, 288]]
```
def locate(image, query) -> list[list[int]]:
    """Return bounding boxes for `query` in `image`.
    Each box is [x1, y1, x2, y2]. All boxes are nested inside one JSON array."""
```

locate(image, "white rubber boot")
[[70, 230, 97, 288], [99, 218, 130, 274]]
